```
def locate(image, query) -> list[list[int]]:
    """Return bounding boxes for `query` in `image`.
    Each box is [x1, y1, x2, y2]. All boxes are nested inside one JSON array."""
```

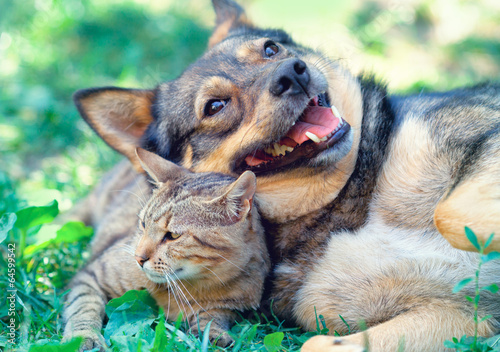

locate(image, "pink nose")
[[135, 255, 149, 267]]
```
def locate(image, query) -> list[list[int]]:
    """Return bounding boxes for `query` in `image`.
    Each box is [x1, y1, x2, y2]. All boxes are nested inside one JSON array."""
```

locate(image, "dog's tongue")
[[285, 106, 339, 144], [244, 106, 341, 167]]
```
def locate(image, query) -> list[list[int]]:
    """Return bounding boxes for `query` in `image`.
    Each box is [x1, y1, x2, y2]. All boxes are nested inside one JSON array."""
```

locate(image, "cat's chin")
[[146, 273, 169, 284]]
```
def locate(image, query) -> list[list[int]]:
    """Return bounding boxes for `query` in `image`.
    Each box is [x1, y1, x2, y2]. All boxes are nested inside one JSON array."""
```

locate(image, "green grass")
[[1, 0, 500, 351]]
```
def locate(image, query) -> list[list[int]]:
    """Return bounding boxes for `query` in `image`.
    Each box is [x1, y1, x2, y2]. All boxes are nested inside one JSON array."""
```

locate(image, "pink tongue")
[[285, 106, 340, 144]]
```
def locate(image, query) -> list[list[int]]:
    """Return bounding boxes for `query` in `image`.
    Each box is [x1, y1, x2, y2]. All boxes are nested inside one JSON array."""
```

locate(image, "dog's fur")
[[69, 0, 500, 350]]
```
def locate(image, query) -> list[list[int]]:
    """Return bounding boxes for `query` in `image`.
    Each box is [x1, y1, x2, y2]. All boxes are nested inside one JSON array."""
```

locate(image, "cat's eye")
[[162, 231, 182, 242], [204, 99, 229, 117], [264, 41, 279, 57]]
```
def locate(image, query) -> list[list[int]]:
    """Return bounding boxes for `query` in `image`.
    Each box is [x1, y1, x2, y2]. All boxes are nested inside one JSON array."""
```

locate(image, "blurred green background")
[[1, 0, 500, 210], [0, 0, 499, 349]]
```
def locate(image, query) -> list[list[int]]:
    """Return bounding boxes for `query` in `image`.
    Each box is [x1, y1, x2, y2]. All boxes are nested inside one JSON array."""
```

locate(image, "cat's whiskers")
[[134, 175, 149, 207], [110, 189, 146, 208], [168, 271, 197, 318], [163, 268, 194, 319], [166, 282, 171, 320], [201, 265, 225, 286], [163, 269, 185, 316], [216, 253, 248, 274], [170, 270, 209, 317], [117, 243, 136, 257]]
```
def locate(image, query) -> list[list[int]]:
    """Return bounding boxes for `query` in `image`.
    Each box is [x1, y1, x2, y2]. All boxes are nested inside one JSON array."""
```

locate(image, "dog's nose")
[[135, 255, 149, 267], [270, 59, 310, 96]]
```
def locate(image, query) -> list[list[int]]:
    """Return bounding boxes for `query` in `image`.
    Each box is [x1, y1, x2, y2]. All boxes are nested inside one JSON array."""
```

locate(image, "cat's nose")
[[135, 255, 149, 267]]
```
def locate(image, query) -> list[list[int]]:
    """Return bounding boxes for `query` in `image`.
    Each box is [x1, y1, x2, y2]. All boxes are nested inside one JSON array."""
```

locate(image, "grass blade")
[[465, 227, 481, 251], [453, 278, 473, 293]]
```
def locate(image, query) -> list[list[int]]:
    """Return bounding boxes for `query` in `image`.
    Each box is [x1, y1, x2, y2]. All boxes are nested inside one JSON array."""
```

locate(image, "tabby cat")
[[62, 148, 269, 350]]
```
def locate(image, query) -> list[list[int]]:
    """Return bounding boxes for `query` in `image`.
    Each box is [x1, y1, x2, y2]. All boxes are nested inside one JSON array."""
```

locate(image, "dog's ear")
[[74, 87, 155, 172], [135, 148, 187, 184], [209, 0, 253, 48]]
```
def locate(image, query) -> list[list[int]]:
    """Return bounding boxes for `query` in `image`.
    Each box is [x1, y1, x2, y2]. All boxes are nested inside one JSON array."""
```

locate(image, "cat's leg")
[[434, 146, 500, 253], [187, 308, 237, 347], [62, 258, 109, 351], [301, 303, 495, 352], [62, 245, 139, 351]]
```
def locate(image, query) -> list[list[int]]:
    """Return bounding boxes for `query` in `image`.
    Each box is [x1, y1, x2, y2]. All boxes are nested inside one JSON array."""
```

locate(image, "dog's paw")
[[301, 336, 366, 352]]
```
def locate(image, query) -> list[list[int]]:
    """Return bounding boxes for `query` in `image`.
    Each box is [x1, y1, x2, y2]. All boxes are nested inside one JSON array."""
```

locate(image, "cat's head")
[[133, 148, 261, 287]]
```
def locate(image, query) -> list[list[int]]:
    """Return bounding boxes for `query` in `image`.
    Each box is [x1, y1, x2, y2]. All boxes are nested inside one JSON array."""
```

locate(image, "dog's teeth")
[[274, 143, 282, 156], [331, 105, 343, 124], [271, 142, 287, 156], [284, 146, 294, 153], [292, 121, 296, 126], [305, 131, 321, 143], [320, 136, 328, 142], [280, 144, 288, 155]]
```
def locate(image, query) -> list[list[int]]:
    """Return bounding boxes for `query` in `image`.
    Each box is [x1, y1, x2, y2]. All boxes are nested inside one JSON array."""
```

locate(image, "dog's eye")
[[204, 99, 228, 117], [264, 41, 279, 57], [162, 231, 181, 242]]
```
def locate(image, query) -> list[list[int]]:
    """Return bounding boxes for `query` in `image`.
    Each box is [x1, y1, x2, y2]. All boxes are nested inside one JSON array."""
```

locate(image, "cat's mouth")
[[234, 93, 350, 174], [146, 272, 169, 284]]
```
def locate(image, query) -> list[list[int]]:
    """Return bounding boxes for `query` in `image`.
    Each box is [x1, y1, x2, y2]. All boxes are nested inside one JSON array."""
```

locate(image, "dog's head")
[[75, 0, 363, 221]]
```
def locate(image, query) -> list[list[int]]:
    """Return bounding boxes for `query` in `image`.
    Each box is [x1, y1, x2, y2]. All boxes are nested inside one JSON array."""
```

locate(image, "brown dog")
[[68, 0, 500, 350]]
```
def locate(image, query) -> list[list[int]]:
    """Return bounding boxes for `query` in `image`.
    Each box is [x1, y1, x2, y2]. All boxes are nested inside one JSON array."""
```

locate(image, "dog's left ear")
[[74, 87, 155, 172], [209, 0, 253, 48]]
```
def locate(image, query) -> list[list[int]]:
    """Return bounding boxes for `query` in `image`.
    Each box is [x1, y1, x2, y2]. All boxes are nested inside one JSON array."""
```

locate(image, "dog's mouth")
[[235, 93, 350, 174]]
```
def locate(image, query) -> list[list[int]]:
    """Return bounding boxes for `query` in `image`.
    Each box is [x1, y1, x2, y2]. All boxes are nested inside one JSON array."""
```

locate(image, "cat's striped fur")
[[63, 149, 269, 350]]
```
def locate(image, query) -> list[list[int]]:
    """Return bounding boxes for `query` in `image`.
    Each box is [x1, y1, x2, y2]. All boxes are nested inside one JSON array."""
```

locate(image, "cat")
[[62, 148, 269, 350]]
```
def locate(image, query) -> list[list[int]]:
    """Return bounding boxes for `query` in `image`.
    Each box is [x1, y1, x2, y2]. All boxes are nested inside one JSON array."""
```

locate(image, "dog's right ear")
[[74, 87, 155, 172], [135, 148, 187, 184], [209, 0, 253, 48]]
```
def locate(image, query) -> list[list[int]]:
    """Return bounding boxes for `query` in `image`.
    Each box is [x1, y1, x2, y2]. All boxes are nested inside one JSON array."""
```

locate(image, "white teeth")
[[305, 131, 321, 143], [320, 136, 328, 142], [273, 142, 281, 155], [331, 105, 343, 124], [265, 142, 294, 157], [292, 121, 296, 126]]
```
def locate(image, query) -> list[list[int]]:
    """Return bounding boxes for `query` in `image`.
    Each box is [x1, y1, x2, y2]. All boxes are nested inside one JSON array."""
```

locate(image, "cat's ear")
[[209, 0, 253, 48], [74, 87, 155, 172], [223, 171, 256, 221], [135, 148, 187, 184]]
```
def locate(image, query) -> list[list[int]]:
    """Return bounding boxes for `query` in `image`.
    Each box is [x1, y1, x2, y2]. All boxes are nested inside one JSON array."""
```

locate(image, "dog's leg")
[[434, 149, 500, 253], [301, 303, 493, 352]]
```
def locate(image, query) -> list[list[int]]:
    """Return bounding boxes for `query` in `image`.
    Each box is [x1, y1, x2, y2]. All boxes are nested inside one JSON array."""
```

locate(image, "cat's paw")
[[301, 336, 366, 352], [64, 330, 107, 352], [190, 325, 234, 347], [213, 332, 234, 347]]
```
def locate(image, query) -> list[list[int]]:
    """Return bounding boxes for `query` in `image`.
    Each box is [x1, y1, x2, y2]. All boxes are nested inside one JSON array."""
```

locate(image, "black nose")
[[269, 59, 310, 96], [135, 255, 149, 267]]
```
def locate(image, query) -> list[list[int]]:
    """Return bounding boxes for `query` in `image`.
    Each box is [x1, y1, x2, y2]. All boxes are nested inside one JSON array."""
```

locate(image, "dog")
[[71, 0, 500, 350]]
